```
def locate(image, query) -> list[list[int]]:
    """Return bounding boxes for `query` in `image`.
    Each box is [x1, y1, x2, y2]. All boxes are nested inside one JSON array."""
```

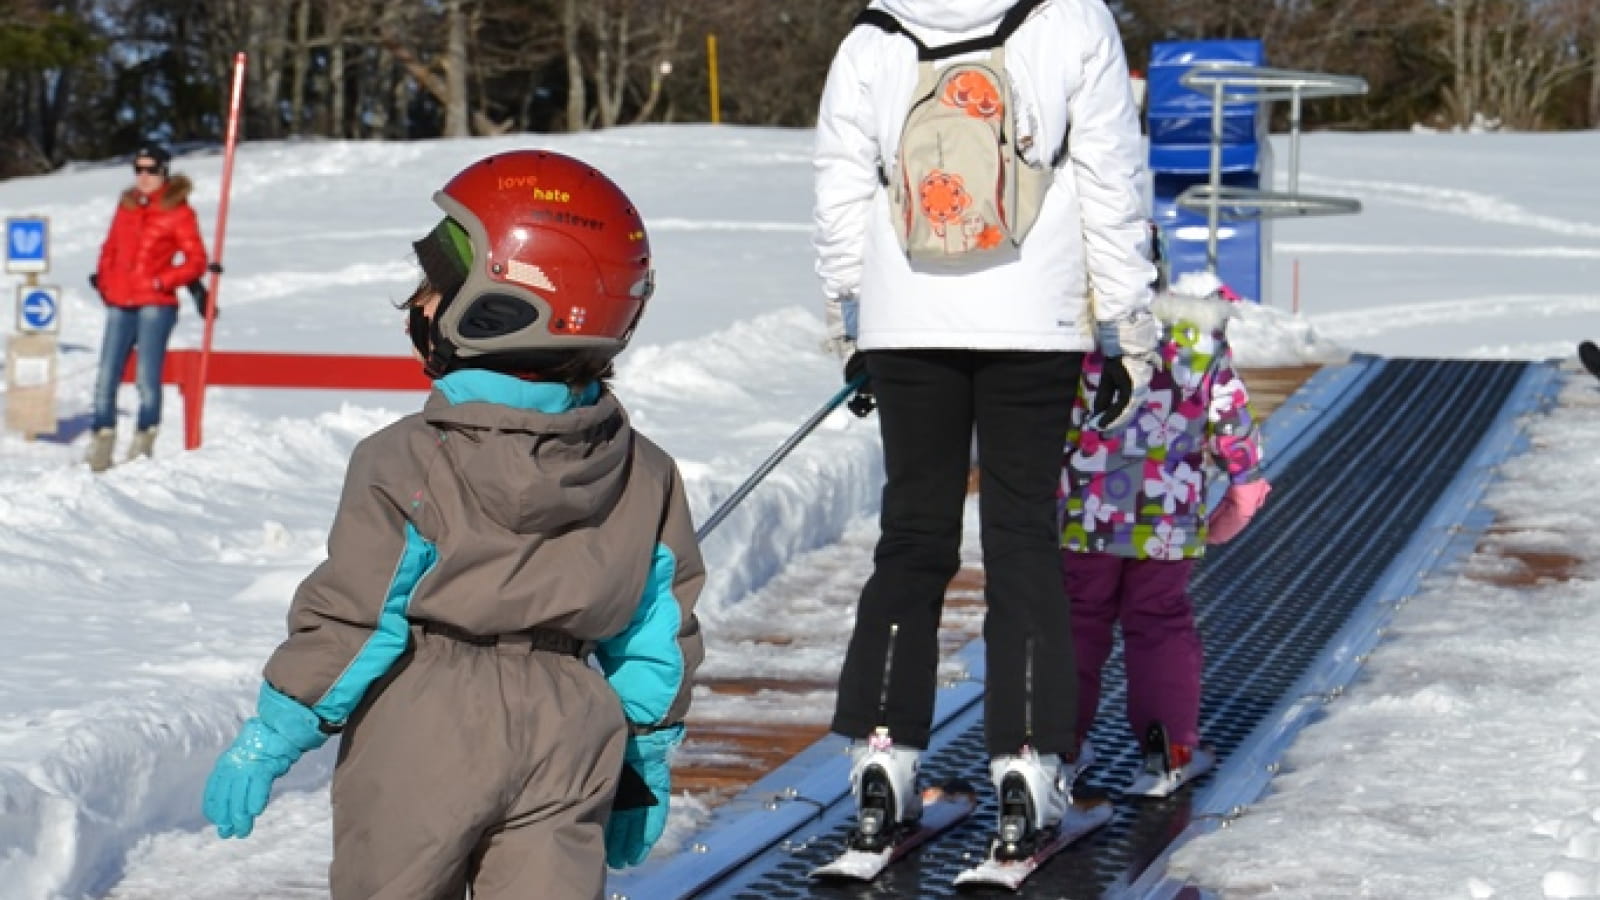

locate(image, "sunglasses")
[[133, 164, 165, 175]]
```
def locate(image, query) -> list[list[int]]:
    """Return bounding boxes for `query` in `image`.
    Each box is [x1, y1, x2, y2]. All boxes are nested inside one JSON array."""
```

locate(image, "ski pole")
[[695, 375, 867, 542]]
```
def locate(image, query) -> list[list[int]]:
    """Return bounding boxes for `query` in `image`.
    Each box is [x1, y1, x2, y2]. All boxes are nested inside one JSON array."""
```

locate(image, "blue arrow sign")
[[5, 217, 49, 274], [21, 289, 56, 331]]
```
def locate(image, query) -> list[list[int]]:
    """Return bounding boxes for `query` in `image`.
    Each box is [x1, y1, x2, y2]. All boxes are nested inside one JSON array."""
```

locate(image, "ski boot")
[[987, 746, 1069, 861], [847, 727, 921, 852], [1126, 721, 1215, 797]]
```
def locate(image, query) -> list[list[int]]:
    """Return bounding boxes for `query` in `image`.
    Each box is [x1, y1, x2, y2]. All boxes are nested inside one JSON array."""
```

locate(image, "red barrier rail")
[[122, 349, 430, 449]]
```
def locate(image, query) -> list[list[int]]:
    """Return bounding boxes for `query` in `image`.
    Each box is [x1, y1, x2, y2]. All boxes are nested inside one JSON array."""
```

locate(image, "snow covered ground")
[[0, 126, 1596, 899]]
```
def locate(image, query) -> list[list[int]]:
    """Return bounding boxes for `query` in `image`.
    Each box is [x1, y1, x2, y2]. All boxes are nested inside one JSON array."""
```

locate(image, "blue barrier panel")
[[1148, 39, 1270, 302], [1148, 40, 1265, 148], [1154, 174, 1266, 303]]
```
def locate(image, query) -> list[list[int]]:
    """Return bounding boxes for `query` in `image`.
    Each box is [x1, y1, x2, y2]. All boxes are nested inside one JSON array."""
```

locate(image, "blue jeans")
[[92, 304, 178, 431]]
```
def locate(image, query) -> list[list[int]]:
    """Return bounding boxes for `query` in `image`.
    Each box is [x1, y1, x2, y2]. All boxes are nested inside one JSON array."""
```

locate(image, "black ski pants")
[[831, 348, 1083, 757]]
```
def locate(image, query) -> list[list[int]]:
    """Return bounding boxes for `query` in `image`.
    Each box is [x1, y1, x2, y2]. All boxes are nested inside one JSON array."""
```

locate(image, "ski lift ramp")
[[1176, 64, 1368, 273]]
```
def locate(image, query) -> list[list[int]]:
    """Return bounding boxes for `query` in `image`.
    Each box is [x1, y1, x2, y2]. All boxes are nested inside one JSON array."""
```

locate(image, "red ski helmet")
[[413, 149, 654, 376]]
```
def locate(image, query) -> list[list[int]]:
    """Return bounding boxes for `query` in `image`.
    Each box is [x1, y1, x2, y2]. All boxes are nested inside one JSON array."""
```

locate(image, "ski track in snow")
[[1279, 242, 1600, 260], [1310, 293, 1600, 342], [1300, 173, 1600, 239]]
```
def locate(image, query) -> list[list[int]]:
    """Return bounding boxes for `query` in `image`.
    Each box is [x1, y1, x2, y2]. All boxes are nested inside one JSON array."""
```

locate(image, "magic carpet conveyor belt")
[[608, 355, 1561, 900]]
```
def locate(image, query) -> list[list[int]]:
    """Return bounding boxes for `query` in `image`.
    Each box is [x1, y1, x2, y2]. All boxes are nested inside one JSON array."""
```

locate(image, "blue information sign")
[[5, 217, 49, 274]]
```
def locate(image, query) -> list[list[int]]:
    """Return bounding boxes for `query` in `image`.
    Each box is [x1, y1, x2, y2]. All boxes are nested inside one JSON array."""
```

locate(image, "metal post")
[[1287, 87, 1303, 195], [1206, 80, 1225, 274]]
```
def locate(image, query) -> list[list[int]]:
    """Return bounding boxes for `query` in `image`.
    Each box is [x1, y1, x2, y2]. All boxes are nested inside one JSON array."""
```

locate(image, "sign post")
[[5, 216, 58, 439]]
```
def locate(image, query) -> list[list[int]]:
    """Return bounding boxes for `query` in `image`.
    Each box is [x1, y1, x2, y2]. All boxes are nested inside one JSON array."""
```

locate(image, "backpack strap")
[[854, 0, 1049, 61], [853, 9, 932, 56]]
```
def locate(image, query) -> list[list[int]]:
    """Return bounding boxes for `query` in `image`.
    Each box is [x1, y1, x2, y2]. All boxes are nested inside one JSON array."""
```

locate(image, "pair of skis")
[[808, 781, 1114, 890], [811, 726, 1217, 891]]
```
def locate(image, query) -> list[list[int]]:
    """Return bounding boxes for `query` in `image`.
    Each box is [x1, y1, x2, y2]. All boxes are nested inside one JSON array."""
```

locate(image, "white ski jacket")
[[813, 0, 1154, 352]]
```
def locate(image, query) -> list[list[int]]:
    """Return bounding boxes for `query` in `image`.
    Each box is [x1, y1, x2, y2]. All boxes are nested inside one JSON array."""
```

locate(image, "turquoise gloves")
[[606, 723, 684, 868], [203, 683, 329, 838]]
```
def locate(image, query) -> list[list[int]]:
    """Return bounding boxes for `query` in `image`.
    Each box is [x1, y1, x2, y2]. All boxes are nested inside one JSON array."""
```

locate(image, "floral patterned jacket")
[[1061, 294, 1265, 559]]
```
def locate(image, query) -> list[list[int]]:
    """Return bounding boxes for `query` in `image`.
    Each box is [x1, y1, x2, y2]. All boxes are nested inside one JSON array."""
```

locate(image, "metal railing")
[[1174, 64, 1369, 272]]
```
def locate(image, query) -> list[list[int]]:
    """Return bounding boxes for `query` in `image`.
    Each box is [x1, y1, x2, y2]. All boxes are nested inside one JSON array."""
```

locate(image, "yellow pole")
[[706, 33, 721, 124]]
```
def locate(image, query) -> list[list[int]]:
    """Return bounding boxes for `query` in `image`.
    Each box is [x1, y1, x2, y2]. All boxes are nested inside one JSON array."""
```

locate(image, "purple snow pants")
[[1061, 552, 1202, 749]]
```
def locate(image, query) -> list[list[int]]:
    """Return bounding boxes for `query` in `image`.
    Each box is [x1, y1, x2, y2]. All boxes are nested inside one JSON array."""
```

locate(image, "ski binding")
[[1126, 745, 1216, 797], [952, 796, 1113, 890], [810, 780, 978, 881], [1126, 722, 1216, 798]]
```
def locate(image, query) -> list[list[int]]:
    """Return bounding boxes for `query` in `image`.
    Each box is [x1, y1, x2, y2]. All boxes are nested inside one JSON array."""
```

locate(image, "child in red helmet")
[[202, 150, 705, 900]]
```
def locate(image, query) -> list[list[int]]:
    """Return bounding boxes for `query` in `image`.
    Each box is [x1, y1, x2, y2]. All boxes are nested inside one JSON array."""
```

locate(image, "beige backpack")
[[857, 0, 1057, 270]]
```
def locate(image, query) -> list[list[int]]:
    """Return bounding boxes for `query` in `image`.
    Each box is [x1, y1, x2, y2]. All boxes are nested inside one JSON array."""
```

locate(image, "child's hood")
[[421, 386, 632, 535], [1151, 291, 1235, 338]]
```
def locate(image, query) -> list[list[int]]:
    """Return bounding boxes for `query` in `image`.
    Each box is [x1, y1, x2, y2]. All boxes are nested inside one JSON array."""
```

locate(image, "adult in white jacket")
[[813, 0, 1157, 845]]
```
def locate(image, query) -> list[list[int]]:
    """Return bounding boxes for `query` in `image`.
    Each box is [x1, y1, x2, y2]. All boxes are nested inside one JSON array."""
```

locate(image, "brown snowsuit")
[[260, 376, 705, 899]]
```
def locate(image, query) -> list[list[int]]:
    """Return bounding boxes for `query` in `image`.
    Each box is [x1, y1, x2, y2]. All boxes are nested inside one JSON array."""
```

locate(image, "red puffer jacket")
[[95, 175, 208, 308]]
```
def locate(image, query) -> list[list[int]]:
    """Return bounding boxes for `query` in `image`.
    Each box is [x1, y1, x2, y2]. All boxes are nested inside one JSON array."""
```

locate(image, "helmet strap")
[[422, 323, 459, 379]]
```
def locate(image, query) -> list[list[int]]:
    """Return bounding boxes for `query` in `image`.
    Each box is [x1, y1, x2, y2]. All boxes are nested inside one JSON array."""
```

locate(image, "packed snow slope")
[[0, 126, 1595, 898]]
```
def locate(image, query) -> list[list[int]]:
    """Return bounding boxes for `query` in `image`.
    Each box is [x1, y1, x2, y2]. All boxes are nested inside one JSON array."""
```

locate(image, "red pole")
[[188, 51, 247, 451]]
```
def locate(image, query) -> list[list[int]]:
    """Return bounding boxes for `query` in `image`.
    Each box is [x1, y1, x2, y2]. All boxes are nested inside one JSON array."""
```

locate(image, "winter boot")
[[988, 746, 1070, 859], [86, 428, 116, 473], [1126, 721, 1216, 797], [847, 727, 922, 851], [125, 427, 157, 462]]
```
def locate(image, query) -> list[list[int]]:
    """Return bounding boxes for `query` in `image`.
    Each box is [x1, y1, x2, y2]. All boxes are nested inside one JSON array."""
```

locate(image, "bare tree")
[[587, 0, 683, 127], [564, 0, 585, 130], [559, 0, 688, 130], [288, 0, 310, 133], [1438, 0, 1590, 129], [442, 0, 469, 136], [380, 0, 509, 136], [1581, 0, 1600, 127], [248, 0, 290, 138]]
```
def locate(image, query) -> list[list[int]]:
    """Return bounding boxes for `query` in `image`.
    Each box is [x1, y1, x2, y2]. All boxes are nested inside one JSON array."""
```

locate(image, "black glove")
[[188, 278, 217, 318], [208, 262, 224, 274], [844, 351, 875, 418], [88, 273, 105, 301], [1090, 355, 1134, 430], [610, 760, 660, 812]]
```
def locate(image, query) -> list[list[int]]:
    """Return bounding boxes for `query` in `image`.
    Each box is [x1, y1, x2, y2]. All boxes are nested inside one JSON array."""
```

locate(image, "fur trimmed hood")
[[1153, 270, 1239, 335], [1151, 292, 1236, 336], [120, 174, 193, 211]]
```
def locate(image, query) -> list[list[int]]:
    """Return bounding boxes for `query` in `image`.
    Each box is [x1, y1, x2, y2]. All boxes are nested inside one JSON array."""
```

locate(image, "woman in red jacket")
[[86, 143, 208, 472]]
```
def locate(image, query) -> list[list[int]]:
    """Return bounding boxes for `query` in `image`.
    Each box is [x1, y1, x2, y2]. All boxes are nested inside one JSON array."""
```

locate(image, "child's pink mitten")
[[1207, 480, 1272, 544]]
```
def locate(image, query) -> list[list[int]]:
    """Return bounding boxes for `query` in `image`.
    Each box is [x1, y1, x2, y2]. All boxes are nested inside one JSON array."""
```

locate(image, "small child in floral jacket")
[[1060, 275, 1271, 792]]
